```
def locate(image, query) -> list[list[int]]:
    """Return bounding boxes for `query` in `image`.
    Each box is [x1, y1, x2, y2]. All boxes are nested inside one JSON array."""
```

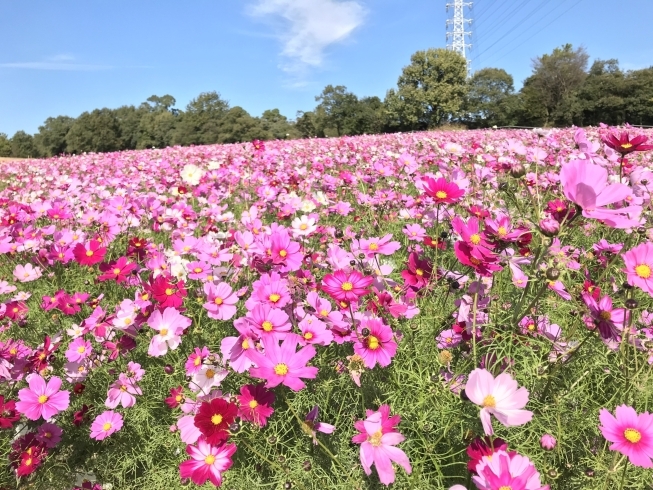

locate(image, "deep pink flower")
[[603, 131, 653, 155], [16, 375, 70, 421], [179, 439, 236, 487], [236, 383, 275, 427], [36, 422, 63, 448], [422, 177, 465, 204], [303, 405, 335, 444], [466, 436, 509, 473], [97, 256, 137, 283], [464, 368, 533, 435], [0, 395, 20, 429], [599, 405, 653, 468], [246, 335, 318, 391], [90, 410, 123, 440], [147, 275, 187, 309], [321, 270, 373, 303], [353, 317, 397, 369], [582, 293, 625, 340], [401, 252, 433, 289], [73, 240, 106, 266]]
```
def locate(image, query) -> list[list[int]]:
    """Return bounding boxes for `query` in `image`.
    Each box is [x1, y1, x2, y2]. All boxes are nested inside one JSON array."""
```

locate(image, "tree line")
[[1, 43, 652, 158]]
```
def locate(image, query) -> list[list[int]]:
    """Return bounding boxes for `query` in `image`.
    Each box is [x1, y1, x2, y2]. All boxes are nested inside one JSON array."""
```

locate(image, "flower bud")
[[540, 434, 557, 450], [545, 268, 560, 281], [510, 164, 526, 178], [539, 218, 560, 237], [164, 364, 174, 375]]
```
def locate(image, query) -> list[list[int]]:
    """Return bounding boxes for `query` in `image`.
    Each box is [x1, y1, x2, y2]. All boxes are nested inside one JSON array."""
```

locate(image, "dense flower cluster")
[[0, 125, 652, 488]]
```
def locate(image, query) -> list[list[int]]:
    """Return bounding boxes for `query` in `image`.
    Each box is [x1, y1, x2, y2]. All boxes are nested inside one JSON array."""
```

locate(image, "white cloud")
[[249, 0, 366, 75], [47, 54, 76, 62]]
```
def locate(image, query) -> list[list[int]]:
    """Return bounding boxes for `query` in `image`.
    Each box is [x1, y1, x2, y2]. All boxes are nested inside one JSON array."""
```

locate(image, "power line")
[[481, 0, 587, 66]]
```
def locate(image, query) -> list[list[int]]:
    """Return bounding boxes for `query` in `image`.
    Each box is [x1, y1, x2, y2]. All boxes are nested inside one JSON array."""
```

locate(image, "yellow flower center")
[[369, 243, 379, 251], [194, 357, 201, 366], [38, 395, 48, 404], [77, 346, 86, 353], [497, 226, 507, 237], [85, 250, 93, 257], [241, 339, 250, 349], [214, 297, 223, 305], [204, 454, 216, 465], [274, 363, 289, 375], [415, 268, 424, 276], [165, 288, 173, 296], [624, 428, 642, 443], [300, 224, 308, 230], [435, 190, 447, 199], [113, 268, 121, 275], [175, 394, 183, 402], [102, 422, 112, 431], [320, 309, 328, 317], [499, 487, 512, 490], [249, 400, 259, 409], [599, 311, 612, 320], [269, 293, 281, 303], [124, 317, 132, 325], [211, 414, 223, 425], [341, 282, 353, 291], [635, 264, 651, 279], [470, 234, 481, 245], [369, 429, 383, 447], [194, 267, 202, 273], [279, 249, 287, 257], [367, 335, 380, 350], [205, 369, 215, 379], [483, 394, 496, 408], [160, 328, 168, 336], [304, 332, 313, 340], [621, 143, 633, 149], [262, 321, 273, 332]]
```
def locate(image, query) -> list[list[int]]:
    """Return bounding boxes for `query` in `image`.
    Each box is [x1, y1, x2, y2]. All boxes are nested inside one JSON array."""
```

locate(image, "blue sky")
[[1, 0, 652, 136]]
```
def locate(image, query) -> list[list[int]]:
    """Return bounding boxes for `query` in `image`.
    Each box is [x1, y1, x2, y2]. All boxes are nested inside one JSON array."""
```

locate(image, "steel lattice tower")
[[446, 0, 473, 75]]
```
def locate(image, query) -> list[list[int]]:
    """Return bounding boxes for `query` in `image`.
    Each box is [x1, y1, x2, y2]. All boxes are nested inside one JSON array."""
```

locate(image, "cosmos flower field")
[[1, 127, 653, 489]]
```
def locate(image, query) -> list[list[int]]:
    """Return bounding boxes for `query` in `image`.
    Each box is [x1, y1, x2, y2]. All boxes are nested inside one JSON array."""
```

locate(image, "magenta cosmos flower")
[[246, 335, 318, 391], [560, 159, 642, 229], [179, 439, 236, 487], [422, 177, 465, 205], [603, 131, 653, 155], [473, 450, 550, 490], [16, 374, 70, 421], [623, 242, 653, 297], [352, 406, 412, 485], [353, 317, 397, 369], [599, 405, 653, 468], [90, 410, 123, 440], [464, 368, 533, 435], [321, 269, 373, 303], [203, 282, 239, 320]]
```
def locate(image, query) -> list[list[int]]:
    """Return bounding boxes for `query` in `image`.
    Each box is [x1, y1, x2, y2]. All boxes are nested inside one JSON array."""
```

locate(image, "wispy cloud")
[[0, 62, 112, 71], [248, 0, 366, 80]]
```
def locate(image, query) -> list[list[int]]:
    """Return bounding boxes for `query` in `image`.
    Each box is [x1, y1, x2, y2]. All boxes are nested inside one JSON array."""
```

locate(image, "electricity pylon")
[[446, 0, 473, 76]]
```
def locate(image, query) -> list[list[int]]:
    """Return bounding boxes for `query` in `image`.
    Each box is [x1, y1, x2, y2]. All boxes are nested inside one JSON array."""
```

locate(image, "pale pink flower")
[[90, 410, 123, 440], [203, 282, 239, 320], [148, 307, 191, 356], [13, 263, 42, 283]]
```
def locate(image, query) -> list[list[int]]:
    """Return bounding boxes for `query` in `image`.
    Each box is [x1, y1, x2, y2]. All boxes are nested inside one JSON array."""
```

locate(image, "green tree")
[[136, 94, 179, 149], [10, 131, 40, 158], [171, 91, 230, 146], [65, 109, 122, 154], [575, 59, 627, 126], [216, 107, 271, 144], [520, 44, 589, 126], [623, 67, 653, 126], [260, 109, 296, 140], [34, 116, 74, 156], [384, 48, 467, 130], [314, 85, 361, 136], [113, 105, 145, 150], [463, 68, 517, 128], [295, 111, 319, 138], [0, 133, 11, 157]]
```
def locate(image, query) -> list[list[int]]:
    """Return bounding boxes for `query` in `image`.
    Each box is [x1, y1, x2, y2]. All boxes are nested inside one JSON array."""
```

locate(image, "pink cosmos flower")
[[245, 303, 291, 340], [547, 280, 571, 300], [148, 307, 191, 357], [352, 406, 412, 485], [303, 406, 335, 444], [220, 319, 256, 373], [203, 282, 238, 320], [403, 223, 427, 241], [582, 292, 625, 340], [13, 263, 42, 283], [97, 256, 137, 283], [354, 234, 402, 258], [236, 383, 275, 427], [248, 272, 291, 309], [560, 159, 642, 229], [246, 335, 318, 391], [90, 410, 123, 440], [353, 317, 397, 369], [623, 242, 653, 296], [36, 422, 63, 448], [464, 368, 533, 435], [65, 337, 92, 363], [179, 440, 236, 487], [298, 315, 333, 346], [473, 450, 550, 490], [185, 346, 210, 376], [421, 176, 465, 205], [105, 373, 142, 409], [16, 374, 70, 421], [599, 404, 653, 468], [452, 217, 495, 261], [322, 269, 373, 303], [73, 240, 107, 266], [186, 261, 210, 280]]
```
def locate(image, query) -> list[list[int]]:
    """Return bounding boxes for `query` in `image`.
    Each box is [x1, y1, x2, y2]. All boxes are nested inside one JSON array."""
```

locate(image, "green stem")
[[472, 291, 479, 366]]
